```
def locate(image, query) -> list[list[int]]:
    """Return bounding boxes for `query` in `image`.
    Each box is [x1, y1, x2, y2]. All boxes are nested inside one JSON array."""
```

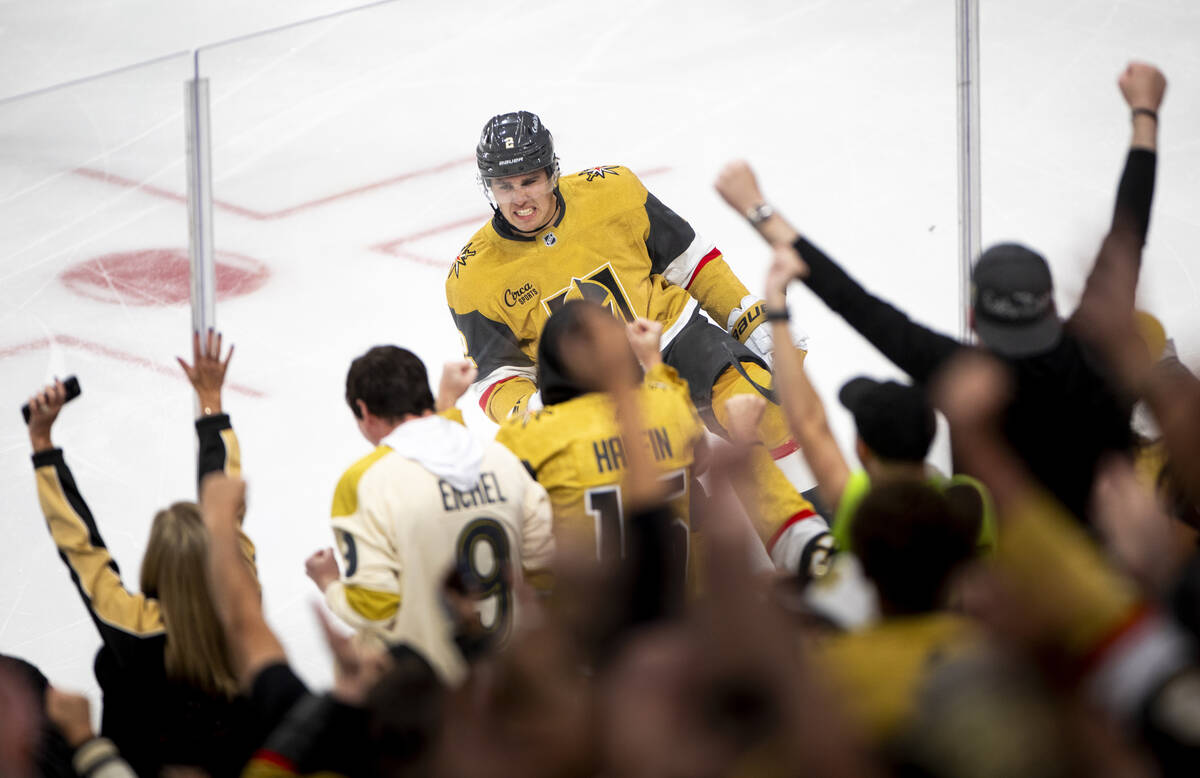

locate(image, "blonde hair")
[[140, 502, 238, 699]]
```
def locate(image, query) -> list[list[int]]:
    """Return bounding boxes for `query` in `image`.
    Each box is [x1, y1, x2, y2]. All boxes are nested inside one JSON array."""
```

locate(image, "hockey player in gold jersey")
[[495, 303, 706, 583], [446, 111, 826, 567], [310, 346, 555, 685], [495, 300, 834, 586]]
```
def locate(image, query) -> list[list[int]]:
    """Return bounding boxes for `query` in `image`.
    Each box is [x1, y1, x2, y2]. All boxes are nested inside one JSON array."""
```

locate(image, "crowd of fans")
[[4, 61, 1200, 777]]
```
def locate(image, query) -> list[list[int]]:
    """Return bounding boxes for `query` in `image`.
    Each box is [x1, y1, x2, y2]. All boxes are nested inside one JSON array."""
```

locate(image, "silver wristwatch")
[[744, 202, 775, 226]]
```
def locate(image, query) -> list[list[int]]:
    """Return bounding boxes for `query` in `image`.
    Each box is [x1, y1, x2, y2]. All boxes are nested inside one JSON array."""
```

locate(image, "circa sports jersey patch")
[[580, 166, 619, 182], [449, 242, 476, 279], [542, 262, 635, 322], [504, 282, 538, 307], [542, 232, 557, 247]]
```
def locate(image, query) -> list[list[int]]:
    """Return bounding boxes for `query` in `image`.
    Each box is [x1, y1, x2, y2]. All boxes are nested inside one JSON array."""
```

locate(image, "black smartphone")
[[21, 376, 82, 424]]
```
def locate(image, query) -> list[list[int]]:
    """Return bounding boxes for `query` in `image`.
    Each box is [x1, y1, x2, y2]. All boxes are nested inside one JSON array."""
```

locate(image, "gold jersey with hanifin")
[[446, 165, 748, 421], [494, 363, 705, 567]]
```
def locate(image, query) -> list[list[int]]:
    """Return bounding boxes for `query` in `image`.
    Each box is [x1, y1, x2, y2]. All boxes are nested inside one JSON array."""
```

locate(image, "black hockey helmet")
[[476, 111, 557, 180]]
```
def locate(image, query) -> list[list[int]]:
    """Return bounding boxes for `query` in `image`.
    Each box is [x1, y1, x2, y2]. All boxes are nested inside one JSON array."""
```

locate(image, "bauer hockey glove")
[[727, 295, 810, 369]]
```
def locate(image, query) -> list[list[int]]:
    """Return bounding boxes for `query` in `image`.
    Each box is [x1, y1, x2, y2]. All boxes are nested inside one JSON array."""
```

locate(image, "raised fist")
[[1118, 62, 1166, 113], [305, 548, 341, 592], [715, 160, 767, 215], [437, 360, 478, 411], [765, 244, 809, 301], [45, 688, 95, 748], [626, 318, 664, 369]]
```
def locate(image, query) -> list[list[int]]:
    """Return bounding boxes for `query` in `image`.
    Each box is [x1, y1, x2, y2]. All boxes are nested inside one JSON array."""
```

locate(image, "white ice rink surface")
[[2, 0, 1198, 710]]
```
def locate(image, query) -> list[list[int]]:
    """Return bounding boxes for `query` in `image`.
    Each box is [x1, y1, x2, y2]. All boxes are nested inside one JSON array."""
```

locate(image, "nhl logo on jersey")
[[542, 232, 557, 247]]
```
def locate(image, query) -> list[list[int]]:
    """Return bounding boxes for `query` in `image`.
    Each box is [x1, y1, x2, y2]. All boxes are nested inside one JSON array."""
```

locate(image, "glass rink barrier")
[[18, 0, 1199, 710], [0, 0, 967, 697], [0, 54, 199, 701], [189, 0, 961, 681]]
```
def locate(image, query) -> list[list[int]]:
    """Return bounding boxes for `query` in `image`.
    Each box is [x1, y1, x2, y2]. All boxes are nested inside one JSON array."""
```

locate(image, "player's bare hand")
[[436, 360, 478, 412], [200, 473, 246, 533], [715, 160, 766, 215], [723, 393, 766, 446], [626, 318, 664, 369], [764, 245, 809, 307], [931, 350, 1012, 430], [177, 328, 234, 415], [26, 379, 67, 452], [1119, 62, 1166, 112], [305, 548, 340, 592], [314, 604, 392, 706], [45, 687, 95, 748]]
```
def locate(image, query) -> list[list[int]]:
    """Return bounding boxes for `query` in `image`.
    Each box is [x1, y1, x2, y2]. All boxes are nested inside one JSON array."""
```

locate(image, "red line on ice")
[[71, 156, 475, 221], [0, 336, 265, 398], [371, 214, 491, 267]]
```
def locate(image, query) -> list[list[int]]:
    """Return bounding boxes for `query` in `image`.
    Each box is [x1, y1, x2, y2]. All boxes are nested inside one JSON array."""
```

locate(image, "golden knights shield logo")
[[541, 263, 636, 322]]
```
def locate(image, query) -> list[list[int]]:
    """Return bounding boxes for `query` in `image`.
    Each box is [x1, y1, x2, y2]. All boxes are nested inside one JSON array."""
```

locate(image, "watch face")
[[747, 203, 774, 224]]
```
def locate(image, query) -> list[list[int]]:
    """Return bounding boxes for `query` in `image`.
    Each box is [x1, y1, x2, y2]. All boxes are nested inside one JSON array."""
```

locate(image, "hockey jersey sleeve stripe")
[[331, 447, 392, 519], [685, 247, 722, 290], [480, 375, 519, 412], [220, 427, 241, 477], [765, 507, 818, 554], [645, 191, 699, 277], [196, 413, 237, 489], [342, 584, 401, 621], [657, 230, 719, 290], [33, 452, 165, 637], [478, 372, 537, 422], [72, 737, 133, 778], [658, 297, 698, 350], [770, 439, 800, 460]]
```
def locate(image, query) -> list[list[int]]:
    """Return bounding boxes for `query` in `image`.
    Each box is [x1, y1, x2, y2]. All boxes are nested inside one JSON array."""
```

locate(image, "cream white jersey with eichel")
[[326, 411, 555, 684]]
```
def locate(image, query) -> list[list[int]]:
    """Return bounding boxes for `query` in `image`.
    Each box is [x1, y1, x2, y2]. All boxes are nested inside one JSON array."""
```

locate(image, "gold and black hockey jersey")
[[446, 165, 752, 422], [31, 413, 258, 775], [494, 363, 705, 570]]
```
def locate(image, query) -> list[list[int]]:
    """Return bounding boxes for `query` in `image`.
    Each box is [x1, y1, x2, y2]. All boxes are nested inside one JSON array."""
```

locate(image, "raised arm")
[[1071, 63, 1165, 327], [715, 161, 961, 383], [199, 474, 285, 691], [436, 360, 479, 413], [762, 246, 852, 509], [26, 381, 166, 663], [178, 329, 242, 482], [178, 329, 258, 580], [932, 352, 1200, 772]]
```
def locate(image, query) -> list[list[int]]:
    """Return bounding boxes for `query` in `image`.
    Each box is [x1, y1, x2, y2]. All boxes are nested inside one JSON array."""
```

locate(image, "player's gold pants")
[[711, 361, 817, 549]]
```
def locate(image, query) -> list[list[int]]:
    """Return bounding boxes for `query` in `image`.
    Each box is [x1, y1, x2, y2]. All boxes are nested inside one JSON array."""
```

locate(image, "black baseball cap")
[[839, 377, 936, 463], [971, 243, 1062, 357]]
